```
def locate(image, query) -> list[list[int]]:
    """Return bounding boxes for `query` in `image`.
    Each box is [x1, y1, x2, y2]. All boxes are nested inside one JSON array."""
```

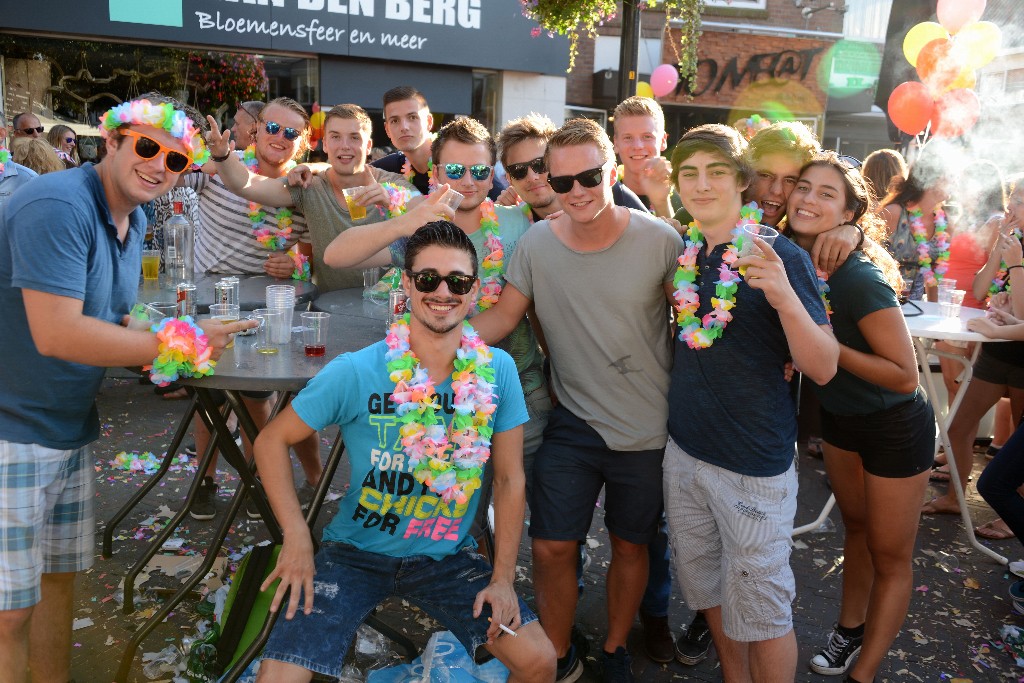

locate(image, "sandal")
[[921, 497, 961, 515], [975, 519, 1016, 540], [929, 465, 972, 484]]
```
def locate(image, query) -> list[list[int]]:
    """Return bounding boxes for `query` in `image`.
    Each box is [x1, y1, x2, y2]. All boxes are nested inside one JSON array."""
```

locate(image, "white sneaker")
[[1010, 560, 1024, 578]]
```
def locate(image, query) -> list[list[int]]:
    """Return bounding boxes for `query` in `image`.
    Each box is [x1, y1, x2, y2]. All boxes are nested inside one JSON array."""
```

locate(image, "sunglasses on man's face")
[[406, 270, 477, 295], [120, 129, 192, 174], [547, 164, 609, 194], [506, 157, 547, 181], [18, 126, 44, 135], [264, 121, 302, 141], [444, 163, 492, 181]]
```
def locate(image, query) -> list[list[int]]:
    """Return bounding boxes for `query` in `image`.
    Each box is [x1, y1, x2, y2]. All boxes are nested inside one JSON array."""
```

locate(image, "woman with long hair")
[[861, 148, 906, 205], [46, 124, 78, 168], [787, 152, 933, 683], [11, 137, 65, 175]]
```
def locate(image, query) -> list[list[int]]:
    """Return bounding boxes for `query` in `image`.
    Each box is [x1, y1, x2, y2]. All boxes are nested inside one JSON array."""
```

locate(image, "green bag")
[[215, 544, 282, 675]]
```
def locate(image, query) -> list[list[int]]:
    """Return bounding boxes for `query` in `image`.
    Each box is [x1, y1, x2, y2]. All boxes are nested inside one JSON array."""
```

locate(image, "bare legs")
[[0, 572, 77, 683], [824, 443, 930, 682]]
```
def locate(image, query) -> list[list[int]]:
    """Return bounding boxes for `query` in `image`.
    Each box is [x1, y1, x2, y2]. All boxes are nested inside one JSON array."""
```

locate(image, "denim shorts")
[[262, 543, 538, 679], [0, 441, 95, 610], [663, 438, 797, 642], [529, 405, 664, 545], [820, 391, 935, 478]]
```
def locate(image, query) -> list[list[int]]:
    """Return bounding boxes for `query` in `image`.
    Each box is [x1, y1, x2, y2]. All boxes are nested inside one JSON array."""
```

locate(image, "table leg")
[[914, 337, 1006, 565]]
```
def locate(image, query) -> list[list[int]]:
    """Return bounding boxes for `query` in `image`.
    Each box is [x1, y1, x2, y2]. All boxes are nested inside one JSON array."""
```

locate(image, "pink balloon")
[[650, 64, 680, 98], [930, 88, 981, 138], [936, 0, 986, 34]]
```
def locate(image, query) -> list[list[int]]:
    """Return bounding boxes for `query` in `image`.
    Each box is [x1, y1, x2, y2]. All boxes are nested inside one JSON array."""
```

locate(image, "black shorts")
[[973, 349, 1024, 389], [528, 405, 664, 545], [820, 391, 934, 479]]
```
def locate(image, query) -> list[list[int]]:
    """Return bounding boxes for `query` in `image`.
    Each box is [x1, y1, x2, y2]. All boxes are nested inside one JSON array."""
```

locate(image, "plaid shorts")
[[0, 441, 95, 610]]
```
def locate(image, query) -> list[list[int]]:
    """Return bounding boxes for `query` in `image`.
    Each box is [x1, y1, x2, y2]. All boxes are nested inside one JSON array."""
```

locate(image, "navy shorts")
[[262, 543, 538, 679], [528, 406, 664, 545], [820, 391, 934, 479]]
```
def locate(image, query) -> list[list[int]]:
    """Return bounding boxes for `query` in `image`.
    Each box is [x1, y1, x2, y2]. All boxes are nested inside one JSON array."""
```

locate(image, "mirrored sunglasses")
[[264, 121, 301, 141], [444, 163, 492, 181]]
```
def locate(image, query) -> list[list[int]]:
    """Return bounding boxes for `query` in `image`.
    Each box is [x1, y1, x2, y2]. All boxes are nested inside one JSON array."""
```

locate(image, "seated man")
[[252, 222, 556, 683]]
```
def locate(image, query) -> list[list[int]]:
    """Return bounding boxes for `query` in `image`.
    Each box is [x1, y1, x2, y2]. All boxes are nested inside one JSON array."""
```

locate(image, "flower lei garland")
[[385, 315, 496, 505], [99, 99, 210, 165], [241, 146, 309, 280], [816, 269, 833, 321], [401, 155, 433, 190], [476, 199, 504, 312], [908, 204, 950, 288], [988, 225, 1024, 299], [378, 181, 413, 219], [0, 146, 9, 173], [144, 317, 215, 386], [672, 203, 761, 349]]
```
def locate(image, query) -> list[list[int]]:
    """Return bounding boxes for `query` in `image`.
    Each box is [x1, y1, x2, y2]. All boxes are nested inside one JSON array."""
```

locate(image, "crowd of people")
[[1, 85, 1023, 683]]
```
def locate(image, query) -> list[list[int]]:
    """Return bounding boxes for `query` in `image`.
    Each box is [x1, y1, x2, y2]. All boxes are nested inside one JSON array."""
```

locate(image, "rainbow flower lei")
[[0, 146, 9, 173], [816, 269, 832, 321], [988, 226, 1024, 299], [476, 199, 503, 312], [402, 155, 433, 190], [379, 181, 413, 219], [144, 316, 215, 386], [672, 203, 761, 349], [385, 315, 496, 505], [909, 204, 950, 288], [241, 146, 309, 280], [99, 98, 209, 165]]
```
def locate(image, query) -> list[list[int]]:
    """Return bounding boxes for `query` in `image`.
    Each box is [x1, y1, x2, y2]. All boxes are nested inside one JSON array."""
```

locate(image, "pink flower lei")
[[385, 315, 496, 505], [402, 156, 434, 191], [672, 203, 761, 349], [908, 203, 950, 288], [476, 199, 503, 312], [242, 146, 308, 280], [99, 98, 210, 165]]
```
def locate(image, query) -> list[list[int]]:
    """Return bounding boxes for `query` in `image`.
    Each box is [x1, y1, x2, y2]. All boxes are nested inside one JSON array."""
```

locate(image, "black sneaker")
[[245, 497, 263, 520], [675, 612, 712, 665], [556, 644, 583, 683], [601, 647, 633, 683], [809, 626, 863, 675], [183, 441, 197, 457], [189, 477, 218, 521]]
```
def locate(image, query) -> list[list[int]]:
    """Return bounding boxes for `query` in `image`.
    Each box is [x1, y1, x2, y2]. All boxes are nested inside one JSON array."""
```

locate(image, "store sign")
[[8, 0, 567, 75]]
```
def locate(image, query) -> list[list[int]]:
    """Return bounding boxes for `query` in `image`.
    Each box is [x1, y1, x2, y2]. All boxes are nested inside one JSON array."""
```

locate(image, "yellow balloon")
[[310, 111, 326, 127], [637, 81, 655, 99], [903, 21, 949, 67], [955, 21, 1002, 70], [946, 67, 977, 92]]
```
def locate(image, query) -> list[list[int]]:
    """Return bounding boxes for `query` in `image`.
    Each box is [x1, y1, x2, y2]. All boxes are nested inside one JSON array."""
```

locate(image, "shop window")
[[471, 70, 498, 132]]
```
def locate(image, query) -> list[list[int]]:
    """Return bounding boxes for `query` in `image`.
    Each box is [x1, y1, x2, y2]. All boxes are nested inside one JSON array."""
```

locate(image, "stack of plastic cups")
[[266, 285, 296, 344]]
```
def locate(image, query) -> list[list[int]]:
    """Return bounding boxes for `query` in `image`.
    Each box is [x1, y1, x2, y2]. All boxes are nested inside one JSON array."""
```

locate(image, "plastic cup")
[[342, 186, 368, 220], [210, 303, 241, 348], [937, 279, 957, 303], [252, 308, 284, 354], [363, 267, 382, 290], [737, 223, 779, 258], [438, 189, 464, 214], [942, 290, 966, 319], [127, 302, 175, 330], [301, 311, 330, 357], [266, 285, 296, 340], [141, 249, 161, 280]]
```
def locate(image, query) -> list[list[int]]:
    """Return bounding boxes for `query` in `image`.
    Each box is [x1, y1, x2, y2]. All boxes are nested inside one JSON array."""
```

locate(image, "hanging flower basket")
[[521, 0, 705, 89]]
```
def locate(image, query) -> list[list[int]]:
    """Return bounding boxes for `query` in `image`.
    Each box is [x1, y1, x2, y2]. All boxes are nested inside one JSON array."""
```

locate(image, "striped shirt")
[[183, 165, 310, 275]]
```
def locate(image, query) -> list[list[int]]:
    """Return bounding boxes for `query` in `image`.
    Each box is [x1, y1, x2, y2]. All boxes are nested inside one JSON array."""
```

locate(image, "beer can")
[[176, 283, 197, 319], [388, 289, 408, 325], [221, 277, 240, 307]]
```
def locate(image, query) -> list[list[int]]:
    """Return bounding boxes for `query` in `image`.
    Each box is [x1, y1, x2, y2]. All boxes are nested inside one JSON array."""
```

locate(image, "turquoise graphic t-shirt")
[[291, 340, 528, 560]]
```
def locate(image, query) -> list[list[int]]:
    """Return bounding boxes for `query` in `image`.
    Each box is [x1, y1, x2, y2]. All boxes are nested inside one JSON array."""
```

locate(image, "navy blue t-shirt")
[[372, 151, 507, 200], [0, 164, 146, 448], [667, 235, 829, 476]]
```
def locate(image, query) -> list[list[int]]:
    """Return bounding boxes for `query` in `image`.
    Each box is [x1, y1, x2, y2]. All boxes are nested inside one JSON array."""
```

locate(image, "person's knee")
[[532, 539, 577, 566], [608, 534, 646, 561], [505, 636, 556, 683], [0, 606, 33, 639]]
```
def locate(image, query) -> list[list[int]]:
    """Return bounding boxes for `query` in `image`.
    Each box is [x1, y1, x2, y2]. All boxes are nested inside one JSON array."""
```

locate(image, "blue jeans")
[[262, 543, 538, 679], [978, 421, 1024, 541], [640, 513, 672, 617]]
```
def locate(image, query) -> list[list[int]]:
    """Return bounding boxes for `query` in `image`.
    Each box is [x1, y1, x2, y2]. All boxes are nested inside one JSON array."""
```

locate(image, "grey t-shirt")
[[505, 209, 683, 451], [289, 168, 418, 292]]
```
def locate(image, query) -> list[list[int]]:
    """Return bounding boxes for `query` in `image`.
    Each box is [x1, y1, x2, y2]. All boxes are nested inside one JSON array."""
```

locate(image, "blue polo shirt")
[[0, 161, 38, 213], [667, 235, 829, 476], [0, 164, 146, 449]]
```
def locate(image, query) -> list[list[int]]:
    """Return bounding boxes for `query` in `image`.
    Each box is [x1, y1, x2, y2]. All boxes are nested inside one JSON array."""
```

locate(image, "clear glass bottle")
[[163, 201, 194, 285]]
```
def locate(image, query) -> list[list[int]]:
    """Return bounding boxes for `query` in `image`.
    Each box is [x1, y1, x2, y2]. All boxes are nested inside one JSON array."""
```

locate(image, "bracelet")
[[1009, 265, 1024, 273], [853, 224, 865, 250], [288, 246, 311, 281], [144, 317, 216, 386], [210, 150, 231, 163]]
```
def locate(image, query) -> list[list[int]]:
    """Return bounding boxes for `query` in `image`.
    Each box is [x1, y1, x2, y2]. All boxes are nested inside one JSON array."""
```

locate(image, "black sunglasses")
[[18, 126, 44, 135], [547, 164, 608, 194], [444, 163, 491, 181], [506, 157, 547, 181], [406, 270, 476, 295], [120, 129, 192, 173], [264, 121, 301, 141]]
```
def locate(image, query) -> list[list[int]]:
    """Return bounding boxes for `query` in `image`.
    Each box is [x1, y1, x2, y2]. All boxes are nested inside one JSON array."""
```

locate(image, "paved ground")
[[69, 372, 1024, 682]]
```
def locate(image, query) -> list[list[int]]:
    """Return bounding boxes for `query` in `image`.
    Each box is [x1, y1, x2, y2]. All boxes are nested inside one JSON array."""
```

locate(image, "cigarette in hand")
[[488, 617, 518, 637]]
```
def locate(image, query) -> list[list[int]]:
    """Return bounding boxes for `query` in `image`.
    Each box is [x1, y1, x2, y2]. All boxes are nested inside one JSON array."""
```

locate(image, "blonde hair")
[[497, 113, 556, 166], [324, 103, 372, 135], [12, 137, 65, 174], [431, 116, 495, 165], [546, 118, 616, 166], [747, 121, 819, 165], [613, 96, 665, 132]]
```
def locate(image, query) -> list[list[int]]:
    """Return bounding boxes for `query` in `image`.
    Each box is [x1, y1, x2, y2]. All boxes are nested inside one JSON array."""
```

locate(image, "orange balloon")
[[917, 38, 968, 93], [888, 82, 935, 135], [903, 22, 949, 67], [930, 88, 980, 138]]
